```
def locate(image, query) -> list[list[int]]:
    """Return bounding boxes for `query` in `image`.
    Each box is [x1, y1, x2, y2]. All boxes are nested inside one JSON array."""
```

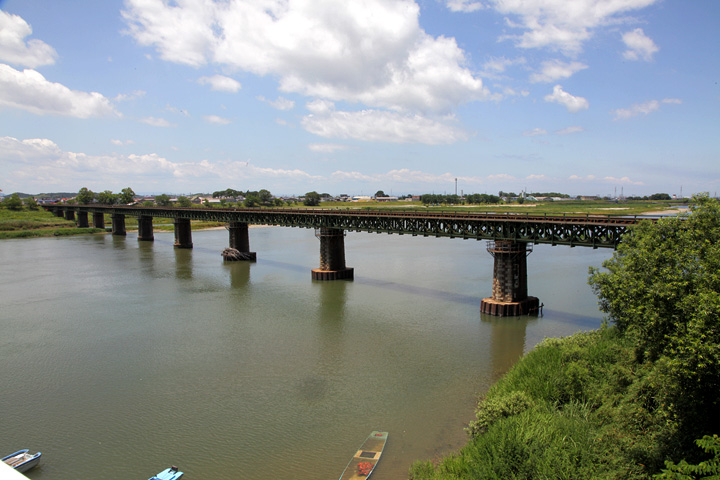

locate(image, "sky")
[[0, 0, 718, 198]]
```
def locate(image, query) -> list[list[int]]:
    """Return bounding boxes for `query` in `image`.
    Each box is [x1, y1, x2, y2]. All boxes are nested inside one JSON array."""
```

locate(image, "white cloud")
[[111, 139, 135, 146], [259, 96, 295, 111], [446, 0, 486, 13], [301, 104, 468, 145], [555, 126, 584, 135], [203, 114, 231, 125], [491, 0, 659, 56], [198, 74, 242, 92], [569, 174, 644, 186], [544, 85, 589, 113], [0, 64, 118, 118], [622, 28, 658, 61], [115, 90, 146, 102], [122, 0, 488, 115], [611, 98, 681, 120], [308, 143, 348, 153], [140, 116, 174, 127], [523, 127, 547, 136], [0, 11, 57, 68], [530, 59, 587, 83]]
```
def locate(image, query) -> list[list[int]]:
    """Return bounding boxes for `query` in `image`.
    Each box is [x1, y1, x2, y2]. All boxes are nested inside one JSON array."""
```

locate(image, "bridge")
[[44, 204, 647, 316]]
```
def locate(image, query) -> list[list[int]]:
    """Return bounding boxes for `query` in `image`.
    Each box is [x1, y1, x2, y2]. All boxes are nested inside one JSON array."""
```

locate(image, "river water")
[[0, 227, 612, 480]]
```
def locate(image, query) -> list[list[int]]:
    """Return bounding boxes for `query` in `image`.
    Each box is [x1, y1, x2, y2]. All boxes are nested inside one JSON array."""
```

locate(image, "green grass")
[[409, 327, 677, 479]]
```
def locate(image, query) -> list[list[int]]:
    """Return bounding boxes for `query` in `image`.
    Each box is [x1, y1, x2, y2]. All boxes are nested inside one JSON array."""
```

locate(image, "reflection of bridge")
[[45, 205, 646, 316]]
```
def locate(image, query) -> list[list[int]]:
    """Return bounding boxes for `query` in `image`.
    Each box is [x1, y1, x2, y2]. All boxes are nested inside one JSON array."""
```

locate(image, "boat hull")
[[2, 450, 41, 473], [339, 431, 388, 480]]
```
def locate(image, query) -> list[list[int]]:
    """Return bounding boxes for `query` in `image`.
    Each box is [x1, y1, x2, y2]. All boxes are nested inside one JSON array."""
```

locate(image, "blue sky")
[[0, 0, 717, 197]]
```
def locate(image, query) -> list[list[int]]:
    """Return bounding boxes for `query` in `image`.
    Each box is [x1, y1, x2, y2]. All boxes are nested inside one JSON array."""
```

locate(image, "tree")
[[304, 191, 321, 206], [589, 194, 720, 436], [155, 194, 171, 206], [3, 193, 23, 210], [375, 190, 387, 198], [119, 187, 136, 204], [24, 197, 39, 210], [77, 187, 95, 204], [650, 192, 672, 200], [97, 190, 117, 205], [258, 189, 273, 206], [176, 196, 192, 207]]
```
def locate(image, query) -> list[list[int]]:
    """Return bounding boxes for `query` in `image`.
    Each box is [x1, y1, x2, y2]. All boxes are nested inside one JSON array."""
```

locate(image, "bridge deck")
[[51, 205, 653, 248]]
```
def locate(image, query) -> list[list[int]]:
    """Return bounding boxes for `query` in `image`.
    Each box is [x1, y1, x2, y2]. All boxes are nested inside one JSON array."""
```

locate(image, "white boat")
[[2, 450, 41, 473], [148, 465, 183, 480]]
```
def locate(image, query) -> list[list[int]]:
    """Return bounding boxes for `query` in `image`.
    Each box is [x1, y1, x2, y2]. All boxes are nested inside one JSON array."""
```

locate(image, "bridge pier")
[[138, 215, 154, 241], [93, 212, 105, 229], [64, 209, 75, 221], [312, 228, 354, 280], [54, 208, 65, 218], [223, 222, 256, 261], [481, 240, 540, 316], [111, 213, 126, 236], [174, 218, 193, 249], [76, 210, 89, 228]]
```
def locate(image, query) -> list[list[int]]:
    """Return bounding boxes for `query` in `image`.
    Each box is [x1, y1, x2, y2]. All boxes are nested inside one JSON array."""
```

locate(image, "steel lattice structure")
[[48, 205, 652, 248]]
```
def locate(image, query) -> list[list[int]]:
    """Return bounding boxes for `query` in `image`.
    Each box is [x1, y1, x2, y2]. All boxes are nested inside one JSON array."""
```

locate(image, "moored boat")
[[148, 465, 184, 480], [2, 450, 41, 473], [339, 431, 388, 480]]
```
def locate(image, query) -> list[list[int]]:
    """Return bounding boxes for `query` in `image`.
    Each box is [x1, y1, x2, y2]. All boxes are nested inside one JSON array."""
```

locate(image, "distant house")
[[375, 196, 398, 202], [352, 196, 373, 202]]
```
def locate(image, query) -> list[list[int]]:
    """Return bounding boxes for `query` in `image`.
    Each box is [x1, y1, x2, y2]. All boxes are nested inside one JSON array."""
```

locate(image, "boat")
[[2, 450, 41, 473], [148, 466, 184, 480], [339, 431, 388, 480]]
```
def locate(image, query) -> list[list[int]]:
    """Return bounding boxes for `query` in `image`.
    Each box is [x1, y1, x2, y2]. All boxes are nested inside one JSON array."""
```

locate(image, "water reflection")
[[482, 314, 537, 381], [174, 248, 193, 280], [226, 261, 252, 288]]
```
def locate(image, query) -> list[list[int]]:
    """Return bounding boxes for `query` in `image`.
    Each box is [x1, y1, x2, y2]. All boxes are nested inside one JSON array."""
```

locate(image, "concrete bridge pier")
[[54, 208, 65, 218], [312, 228, 354, 281], [76, 210, 89, 228], [138, 215, 154, 241], [173, 218, 193, 249], [481, 240, 540, 316], [64, 209, 75, 221], [93, 212, 105, 229], [111, 213, 126, 236], [223, 222, 256, 261]]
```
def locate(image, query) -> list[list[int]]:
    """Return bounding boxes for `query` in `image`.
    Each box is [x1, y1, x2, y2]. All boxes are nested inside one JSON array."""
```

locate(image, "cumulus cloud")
[[0, 64, 118, 118], [446, 0, 486, 13], [555, 126, 584, 135], [611, 98, 681, 120], [544, 85, 589, 113], [301, 102, 469, 144], [308, 143, 348, 153], [0, 11, 57, 68], [122, 0, 488, 115], [140, 116, 174, 127], [203, 114, 231, 125], [523, 127, 547, 136], [259, 96, 295, 111], [198, 74, 242, 92], [530, 59, 587, 83], [490, 0, 659, 56], [622, 28, 658, 61]]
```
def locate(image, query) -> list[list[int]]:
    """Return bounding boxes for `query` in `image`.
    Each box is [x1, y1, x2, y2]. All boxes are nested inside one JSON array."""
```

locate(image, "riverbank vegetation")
[[410, 195, 720, 480]]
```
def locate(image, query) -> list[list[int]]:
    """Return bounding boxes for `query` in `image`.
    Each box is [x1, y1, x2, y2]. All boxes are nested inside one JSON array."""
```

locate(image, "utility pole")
[[455, 178, 457, 196]]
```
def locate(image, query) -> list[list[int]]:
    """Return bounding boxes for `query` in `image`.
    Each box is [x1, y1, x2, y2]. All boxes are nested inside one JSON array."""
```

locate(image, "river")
[[0, 226, 612, 479]]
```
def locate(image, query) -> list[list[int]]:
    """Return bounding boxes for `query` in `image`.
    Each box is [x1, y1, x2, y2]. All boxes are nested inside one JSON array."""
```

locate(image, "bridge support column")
[[76, 210, 89, 228], [173, 218, 193, 249], [222, 222, 256, 261], [64, 209, 75, 221], [312, 228, 353, 281], [111, 213, 126, 236], [93, 212, 105, 229], [54, 208, 65, 218], [138, 215, 154, 241], [480, 240, 540, 316]]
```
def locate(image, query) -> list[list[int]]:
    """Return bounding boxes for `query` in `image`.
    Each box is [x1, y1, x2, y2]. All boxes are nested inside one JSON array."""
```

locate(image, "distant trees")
[[375, 190, 387, 198], [155, 194, 171, 206], [119, 187, 136, 204], [24, 197, 38, 210], [176, 196, 192, 207], [304, 191, 321, 206], [212, 188, 242, 198], [97, 190, 117, 205], [421, 193, 500, 205], [2, 193, 23, 210], [76, 187, 95, 204]]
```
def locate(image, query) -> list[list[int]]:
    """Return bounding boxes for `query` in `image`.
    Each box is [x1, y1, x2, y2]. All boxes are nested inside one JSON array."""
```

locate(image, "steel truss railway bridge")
[[45, 204, 648, 316]]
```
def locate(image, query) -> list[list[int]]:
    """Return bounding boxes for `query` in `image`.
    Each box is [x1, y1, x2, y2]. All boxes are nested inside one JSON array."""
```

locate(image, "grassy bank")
[[409, 327, 684, 479]]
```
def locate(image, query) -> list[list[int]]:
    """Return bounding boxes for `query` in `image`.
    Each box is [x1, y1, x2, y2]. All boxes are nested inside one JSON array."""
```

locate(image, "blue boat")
[[2, 449, 41, 473], [148, 466, 183, 480]]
